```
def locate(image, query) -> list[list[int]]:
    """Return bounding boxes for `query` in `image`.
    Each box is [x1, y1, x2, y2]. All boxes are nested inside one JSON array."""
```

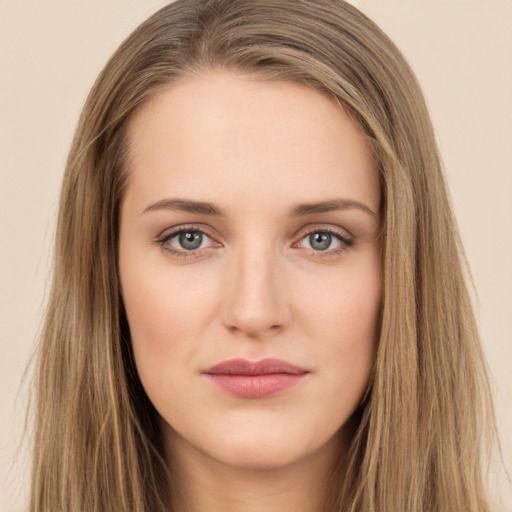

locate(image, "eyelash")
[[155, 224, 354, 260]]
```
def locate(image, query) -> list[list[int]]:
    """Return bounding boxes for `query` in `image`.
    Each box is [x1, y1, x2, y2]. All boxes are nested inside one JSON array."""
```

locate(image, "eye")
[[296, 229, 353, 255], [157, 227, 218, 257], [171, 230, 208, 251]]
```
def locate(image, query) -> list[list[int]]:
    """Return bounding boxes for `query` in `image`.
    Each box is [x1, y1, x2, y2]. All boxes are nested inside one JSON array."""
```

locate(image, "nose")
[[221, 243, 290, 339]]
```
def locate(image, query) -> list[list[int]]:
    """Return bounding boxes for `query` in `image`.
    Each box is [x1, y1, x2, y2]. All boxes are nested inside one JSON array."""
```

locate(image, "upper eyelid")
[[157, 223, 352, 248], [294, 223, 353, 243], [157, 222, 351, 236], [157, 224, 217, 241]]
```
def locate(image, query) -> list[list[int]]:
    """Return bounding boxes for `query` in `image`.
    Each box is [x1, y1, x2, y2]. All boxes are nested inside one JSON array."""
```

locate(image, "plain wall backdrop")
[[1, 1, 511, 510]]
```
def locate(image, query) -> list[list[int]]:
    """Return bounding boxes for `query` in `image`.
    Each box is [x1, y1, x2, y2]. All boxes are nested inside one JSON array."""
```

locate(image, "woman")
[[29, 1, 497, 510]]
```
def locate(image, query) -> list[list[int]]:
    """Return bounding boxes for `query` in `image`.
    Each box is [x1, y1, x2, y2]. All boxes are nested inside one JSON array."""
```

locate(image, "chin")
[[195, 424, 340, 472], [211, 448, 308, 471]]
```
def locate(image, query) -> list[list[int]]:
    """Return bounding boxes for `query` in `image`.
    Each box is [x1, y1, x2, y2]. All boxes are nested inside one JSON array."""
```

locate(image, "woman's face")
[[119, 71, 381, 472]]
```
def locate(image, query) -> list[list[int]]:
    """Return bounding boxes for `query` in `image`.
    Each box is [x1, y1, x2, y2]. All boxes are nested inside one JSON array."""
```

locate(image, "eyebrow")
[[142, 197, 376, 217], [289, 198, 376, 217], [143, 198, 225, 216]]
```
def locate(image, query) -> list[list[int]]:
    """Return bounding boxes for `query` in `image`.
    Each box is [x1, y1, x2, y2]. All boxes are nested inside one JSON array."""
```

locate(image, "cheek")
[[306, 263, 381, 398], [121, 279, 171, 391], [119, 252, 227, 399], [120, 252, 200, 381]]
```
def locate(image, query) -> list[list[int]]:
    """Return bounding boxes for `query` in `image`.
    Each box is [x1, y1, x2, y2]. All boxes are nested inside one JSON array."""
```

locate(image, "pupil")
[[179, 231, 202, 250], [310, 232, 331, 251]]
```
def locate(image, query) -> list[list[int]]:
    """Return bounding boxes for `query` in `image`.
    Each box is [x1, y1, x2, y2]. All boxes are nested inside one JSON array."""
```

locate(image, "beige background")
[[1, 1, 511, 510]]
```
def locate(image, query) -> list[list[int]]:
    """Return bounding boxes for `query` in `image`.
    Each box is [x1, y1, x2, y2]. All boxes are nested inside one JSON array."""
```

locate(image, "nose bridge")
[[222, 235, 288, 337]]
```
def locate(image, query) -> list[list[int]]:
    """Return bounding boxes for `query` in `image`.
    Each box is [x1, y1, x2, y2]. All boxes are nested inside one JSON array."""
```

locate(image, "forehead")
[[123, 71, 379, 216]]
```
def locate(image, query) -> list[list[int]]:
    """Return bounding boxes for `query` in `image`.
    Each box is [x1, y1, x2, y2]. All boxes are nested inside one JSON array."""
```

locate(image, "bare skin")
[[120, 70, 381, 511], [167, 425, 346, 511]]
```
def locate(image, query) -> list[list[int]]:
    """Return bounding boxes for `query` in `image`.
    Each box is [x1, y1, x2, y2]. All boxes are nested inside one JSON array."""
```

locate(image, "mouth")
[[202, 358, 310, 399]]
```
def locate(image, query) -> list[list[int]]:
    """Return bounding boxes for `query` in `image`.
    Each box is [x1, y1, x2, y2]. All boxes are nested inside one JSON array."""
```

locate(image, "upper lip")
[[203, 358, 309, 376]]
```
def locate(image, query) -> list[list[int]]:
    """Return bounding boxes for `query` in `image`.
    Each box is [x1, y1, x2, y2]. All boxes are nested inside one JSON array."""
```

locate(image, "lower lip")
[[205, 373, 308, 398]]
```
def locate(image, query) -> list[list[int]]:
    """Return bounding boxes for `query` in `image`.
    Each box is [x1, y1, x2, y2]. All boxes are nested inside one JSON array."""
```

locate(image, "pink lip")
[[202, 358, 310, 399]]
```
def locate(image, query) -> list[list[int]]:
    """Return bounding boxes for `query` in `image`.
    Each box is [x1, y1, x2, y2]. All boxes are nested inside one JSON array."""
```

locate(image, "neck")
[[163, 428, 347, 512]]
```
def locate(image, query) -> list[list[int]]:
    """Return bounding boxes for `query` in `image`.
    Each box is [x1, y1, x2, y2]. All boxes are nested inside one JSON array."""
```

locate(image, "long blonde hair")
[[30, 1, 496, 510]]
